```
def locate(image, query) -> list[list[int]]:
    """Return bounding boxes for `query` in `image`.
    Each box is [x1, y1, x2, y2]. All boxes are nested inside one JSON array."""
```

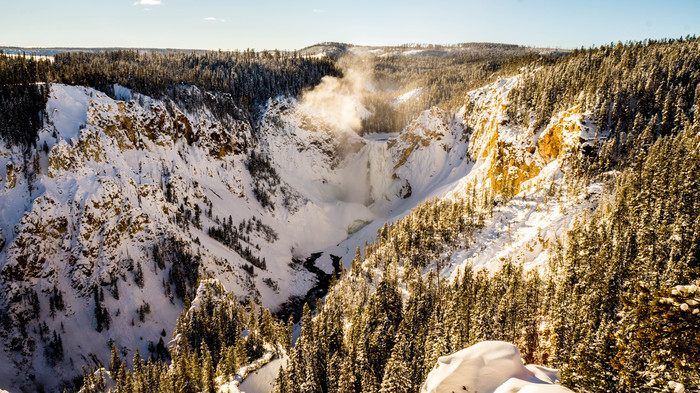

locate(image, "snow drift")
[[421, 341, 572, 393]]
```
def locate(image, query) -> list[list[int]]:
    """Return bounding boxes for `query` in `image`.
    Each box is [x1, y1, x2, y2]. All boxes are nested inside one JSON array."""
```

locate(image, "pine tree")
[[110, 343, 122, 375], [200, 342, 216, 393], [379, 336, 413, 393], [299, 303, 322, 393]]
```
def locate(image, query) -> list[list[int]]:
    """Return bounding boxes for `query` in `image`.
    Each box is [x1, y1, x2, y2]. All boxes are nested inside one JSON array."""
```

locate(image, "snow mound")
[[421, 341, 572, 393]]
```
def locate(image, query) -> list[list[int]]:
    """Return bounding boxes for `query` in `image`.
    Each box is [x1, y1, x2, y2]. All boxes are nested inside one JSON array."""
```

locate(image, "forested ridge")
[[81, 280, 294, 393], [0, 49, 339, 148], [359, 45, 553, 134], [0, 43, 543, 146]]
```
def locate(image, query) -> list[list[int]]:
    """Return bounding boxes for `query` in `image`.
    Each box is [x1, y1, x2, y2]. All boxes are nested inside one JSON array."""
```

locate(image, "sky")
[[1, 0, 699, 51]]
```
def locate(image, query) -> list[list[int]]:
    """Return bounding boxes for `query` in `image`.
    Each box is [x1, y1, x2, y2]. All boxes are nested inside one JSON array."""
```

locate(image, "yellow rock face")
[[467, 94, 541, 196], [487, 142, 541, 197], [468, 100, 507, 161], [5, 162, 17, 189], [465, 83, 584, 199], [537, 105, 581, 163]]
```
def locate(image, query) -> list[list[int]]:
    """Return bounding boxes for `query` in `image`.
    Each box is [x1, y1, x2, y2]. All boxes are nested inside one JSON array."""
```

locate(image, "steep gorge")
[[2, 38, 699, 393]]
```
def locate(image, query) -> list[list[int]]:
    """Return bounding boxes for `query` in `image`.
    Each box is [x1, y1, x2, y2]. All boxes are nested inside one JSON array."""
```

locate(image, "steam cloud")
[[298, 56, 375, 132]]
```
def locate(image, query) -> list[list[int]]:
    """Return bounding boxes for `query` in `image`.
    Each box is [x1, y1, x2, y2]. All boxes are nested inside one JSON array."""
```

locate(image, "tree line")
[[0, 49, 340, 148]]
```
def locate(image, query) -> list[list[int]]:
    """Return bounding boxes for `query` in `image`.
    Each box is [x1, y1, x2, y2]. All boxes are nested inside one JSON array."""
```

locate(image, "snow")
[[0, 366, 15, 393], [403, 49, 424, 56], [2, 53, 54, 62], [445, 177, 603, 276], [218, 351, 285, 393], [113, 84, 132, 102], [668, 381, 685, 393], [391, 87, 422, 107], [236, 356, 287, 393], [421, 341, 572, 393], [45, 85, 97, 142]]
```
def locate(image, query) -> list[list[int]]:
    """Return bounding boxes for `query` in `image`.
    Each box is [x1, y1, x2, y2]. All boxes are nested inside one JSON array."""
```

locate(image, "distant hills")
[[1, 42, 569, 59]]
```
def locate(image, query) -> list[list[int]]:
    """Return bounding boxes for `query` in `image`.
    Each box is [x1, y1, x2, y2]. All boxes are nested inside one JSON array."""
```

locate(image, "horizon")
[[1, 36, 696, 54], [1, 0, 698, 51], [0, 41, 573, 52]]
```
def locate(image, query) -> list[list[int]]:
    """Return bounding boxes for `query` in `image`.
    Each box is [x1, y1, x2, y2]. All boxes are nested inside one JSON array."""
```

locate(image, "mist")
[[298, 55, 376, 132]]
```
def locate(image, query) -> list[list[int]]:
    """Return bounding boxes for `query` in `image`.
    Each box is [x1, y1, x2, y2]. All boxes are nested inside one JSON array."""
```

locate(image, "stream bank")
[[274, 252, 342, 323]]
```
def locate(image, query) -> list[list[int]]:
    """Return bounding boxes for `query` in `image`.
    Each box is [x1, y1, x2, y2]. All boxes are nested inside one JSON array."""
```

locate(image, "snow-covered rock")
[[391, 88, 422, 107], [421, 341, 572, 393]]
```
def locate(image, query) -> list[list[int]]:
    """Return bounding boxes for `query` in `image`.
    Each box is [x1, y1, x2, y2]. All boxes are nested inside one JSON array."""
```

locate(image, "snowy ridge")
[[0, 84, 329, 391], [0, 84, 266, 390]]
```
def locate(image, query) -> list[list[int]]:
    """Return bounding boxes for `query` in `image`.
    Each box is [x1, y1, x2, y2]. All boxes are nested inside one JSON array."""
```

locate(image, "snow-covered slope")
[[259, 97, 474, 273], [441, 75, 606, 276], [398, 75, 603, 277], [391, 88, 422, 107], [0, 84, 367, 391], [326, 74, 607, 277], [0, 84, 289, 391]]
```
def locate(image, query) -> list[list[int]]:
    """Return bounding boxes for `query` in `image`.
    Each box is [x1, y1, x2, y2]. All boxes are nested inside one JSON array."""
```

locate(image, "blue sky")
[[1, 0, 698, 50]]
